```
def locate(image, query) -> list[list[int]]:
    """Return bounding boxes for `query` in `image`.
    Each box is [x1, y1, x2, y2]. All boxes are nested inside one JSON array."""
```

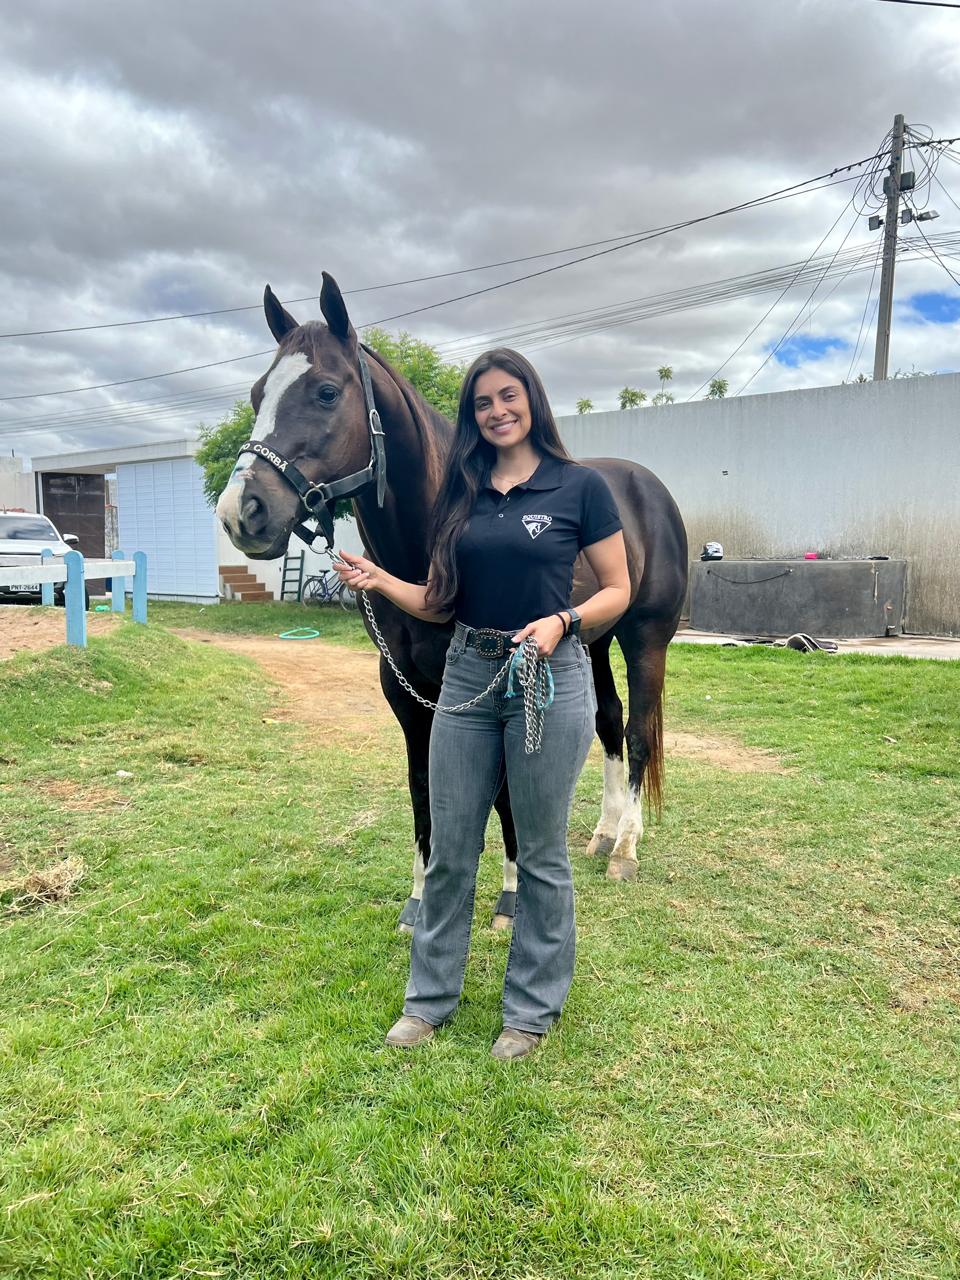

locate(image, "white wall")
[[0, 457, 37, 511], [557, 373, 960, 637], [117, 458, 220, 602]]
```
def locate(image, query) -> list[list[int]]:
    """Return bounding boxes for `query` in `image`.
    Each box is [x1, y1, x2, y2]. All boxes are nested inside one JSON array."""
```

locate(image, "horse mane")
[[359, 343, 452, 499]]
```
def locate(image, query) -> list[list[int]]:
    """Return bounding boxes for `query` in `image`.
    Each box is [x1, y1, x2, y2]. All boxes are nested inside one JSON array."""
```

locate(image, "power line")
[[735, 201, 866, 395], [6, 231, 960, 442], [846, 239, 884, 380], [906, 203, 960, 289], [0, 170, 882, 344], [688, 176, 876, 399], [875, 0, 960, 8], [0, 153, 897, 404], [12, 234, 955, 439]]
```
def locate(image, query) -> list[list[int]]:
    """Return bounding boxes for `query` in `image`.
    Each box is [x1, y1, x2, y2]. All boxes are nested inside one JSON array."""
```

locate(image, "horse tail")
[[643, 686, 665, 819]]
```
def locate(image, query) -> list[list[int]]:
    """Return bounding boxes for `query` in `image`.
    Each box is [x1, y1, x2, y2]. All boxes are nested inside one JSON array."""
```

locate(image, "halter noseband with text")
[[234, 345, 386, 551]]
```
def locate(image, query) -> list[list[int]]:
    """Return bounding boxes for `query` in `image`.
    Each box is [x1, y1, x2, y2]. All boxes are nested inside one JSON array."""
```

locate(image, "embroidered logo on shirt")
[[522, 513, 553, 540]]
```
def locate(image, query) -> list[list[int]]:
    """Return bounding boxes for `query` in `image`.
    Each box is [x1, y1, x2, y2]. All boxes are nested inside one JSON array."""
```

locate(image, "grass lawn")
[[147, 598, 365, 646], [1, 609, 958, 1279]]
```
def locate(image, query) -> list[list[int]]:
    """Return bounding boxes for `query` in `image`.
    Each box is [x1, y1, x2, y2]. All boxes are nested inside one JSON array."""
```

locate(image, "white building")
[[7, 440, 364, 604]]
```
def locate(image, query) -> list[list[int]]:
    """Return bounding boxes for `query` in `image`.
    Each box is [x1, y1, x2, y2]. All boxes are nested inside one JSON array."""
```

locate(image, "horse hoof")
[[397, 922, 415, 936], [586, 834, 615, 859], [606, 856, 638, 882], [491, 913, 513, 933]]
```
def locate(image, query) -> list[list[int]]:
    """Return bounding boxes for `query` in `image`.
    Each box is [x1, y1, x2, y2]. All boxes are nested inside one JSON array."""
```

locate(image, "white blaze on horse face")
[[216, 352, 312, 531]]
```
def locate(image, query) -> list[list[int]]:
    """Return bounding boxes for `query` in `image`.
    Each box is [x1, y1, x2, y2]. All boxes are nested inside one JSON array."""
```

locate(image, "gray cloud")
[[1, 0, 958, 457]]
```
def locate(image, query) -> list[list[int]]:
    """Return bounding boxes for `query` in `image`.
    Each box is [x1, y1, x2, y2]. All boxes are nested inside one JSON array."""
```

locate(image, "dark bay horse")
[[216, 272, 688, 930]]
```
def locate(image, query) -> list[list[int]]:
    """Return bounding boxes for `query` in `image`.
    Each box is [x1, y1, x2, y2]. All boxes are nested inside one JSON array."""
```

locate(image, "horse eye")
[[317, 384, 340, 405]]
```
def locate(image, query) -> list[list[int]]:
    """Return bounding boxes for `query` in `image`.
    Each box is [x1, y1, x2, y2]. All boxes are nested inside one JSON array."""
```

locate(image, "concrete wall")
[[556, 373, 960, 637], [0, 457, 37, 511]]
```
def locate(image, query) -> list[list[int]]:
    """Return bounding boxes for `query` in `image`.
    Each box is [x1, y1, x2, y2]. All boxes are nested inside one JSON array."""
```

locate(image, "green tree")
[[196, 331, 466, 508], [362, 328, 466, 420], [196, 400, 255, 508], [618, 386, 647, 410], [705, 377, 728, 399], [656, 365, 674, 399], [576, 398, 594, 415], [651, 390, 675, 406]]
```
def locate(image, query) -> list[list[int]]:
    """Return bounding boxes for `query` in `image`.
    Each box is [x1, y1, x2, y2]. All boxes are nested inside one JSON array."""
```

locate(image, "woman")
[[336, 349, 630, 1059]]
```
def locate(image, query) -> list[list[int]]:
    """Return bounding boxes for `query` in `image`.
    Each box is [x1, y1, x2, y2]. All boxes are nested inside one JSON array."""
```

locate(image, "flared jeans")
[[403, 626, 597, 1035]]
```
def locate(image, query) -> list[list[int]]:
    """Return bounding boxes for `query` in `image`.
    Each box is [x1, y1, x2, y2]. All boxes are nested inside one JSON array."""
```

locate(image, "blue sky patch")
[[902, 291, 960, 325], [773, 335, 847, 368]]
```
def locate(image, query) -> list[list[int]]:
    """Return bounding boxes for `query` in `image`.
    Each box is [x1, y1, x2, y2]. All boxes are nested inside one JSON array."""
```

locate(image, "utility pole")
[[873, 113, 906, 381]]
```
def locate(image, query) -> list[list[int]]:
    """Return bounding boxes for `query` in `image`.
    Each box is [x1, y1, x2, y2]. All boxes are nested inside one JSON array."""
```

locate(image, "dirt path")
[[175, 631, 392, 736], [177, 630, 782, 772], [0, 605, 118, 660], [1, 609, 785, 772]]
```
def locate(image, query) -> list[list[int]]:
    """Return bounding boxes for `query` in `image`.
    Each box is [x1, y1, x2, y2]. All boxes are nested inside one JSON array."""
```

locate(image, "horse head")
[[216, 272, 381, 559]]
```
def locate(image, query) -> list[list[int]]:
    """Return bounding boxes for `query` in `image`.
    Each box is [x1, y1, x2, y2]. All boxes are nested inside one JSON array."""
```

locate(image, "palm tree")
[[576, 398, 594, 415], [618, 387, 647, 410], [656, 365, 674, 399]]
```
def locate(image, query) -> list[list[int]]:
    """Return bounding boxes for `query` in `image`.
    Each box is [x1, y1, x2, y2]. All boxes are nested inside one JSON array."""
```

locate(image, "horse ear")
[[263, 285, 299, 344], [319, 272, 354, 340]]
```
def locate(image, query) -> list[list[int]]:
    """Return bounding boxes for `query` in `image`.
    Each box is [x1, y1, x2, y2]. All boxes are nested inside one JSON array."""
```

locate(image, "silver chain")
[[357, 587, 551, 753]]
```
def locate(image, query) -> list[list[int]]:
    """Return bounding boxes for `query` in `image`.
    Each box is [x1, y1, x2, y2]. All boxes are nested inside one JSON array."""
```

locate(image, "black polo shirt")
[[454, 455, 622, 630]]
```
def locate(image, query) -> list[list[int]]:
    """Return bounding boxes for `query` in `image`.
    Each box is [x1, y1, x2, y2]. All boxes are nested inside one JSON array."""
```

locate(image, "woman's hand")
[[511, 614, 567, 658], [334, 550, 381, 593]]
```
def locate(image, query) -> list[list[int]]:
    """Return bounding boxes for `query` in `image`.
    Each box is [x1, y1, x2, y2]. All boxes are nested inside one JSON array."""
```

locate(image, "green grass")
[[148, 598, 367, 645], [0, 621, 958, 1278]]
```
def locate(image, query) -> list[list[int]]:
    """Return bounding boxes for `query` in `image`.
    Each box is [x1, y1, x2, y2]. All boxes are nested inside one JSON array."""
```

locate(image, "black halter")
[[234, 345, 386, 551]]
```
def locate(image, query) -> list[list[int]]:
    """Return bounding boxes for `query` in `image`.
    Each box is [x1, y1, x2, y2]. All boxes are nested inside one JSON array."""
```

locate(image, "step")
[[220, 563, 261, 578], [219, 563, 274, 603]]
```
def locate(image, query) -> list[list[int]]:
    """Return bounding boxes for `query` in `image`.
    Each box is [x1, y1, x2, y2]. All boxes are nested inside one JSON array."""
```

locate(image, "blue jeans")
[[403, 624, 597, 1035]]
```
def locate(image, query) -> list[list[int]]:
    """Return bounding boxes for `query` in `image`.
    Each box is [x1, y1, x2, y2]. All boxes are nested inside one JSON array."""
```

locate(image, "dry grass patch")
[[38, 779, 126, 811], [665, 730, 789, 774], [1, 854, 86, 912]]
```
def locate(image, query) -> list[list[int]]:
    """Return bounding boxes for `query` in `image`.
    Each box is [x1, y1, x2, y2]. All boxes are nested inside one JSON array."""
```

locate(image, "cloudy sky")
[[2, 0, 959, 459]]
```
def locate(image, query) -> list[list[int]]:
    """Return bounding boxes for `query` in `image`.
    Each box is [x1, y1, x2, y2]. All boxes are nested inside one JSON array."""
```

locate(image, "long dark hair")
[[425, 348, 574, 613]]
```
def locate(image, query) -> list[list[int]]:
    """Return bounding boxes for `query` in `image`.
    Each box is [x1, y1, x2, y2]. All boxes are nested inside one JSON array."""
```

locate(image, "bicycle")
[[300, 569, 357, 610]]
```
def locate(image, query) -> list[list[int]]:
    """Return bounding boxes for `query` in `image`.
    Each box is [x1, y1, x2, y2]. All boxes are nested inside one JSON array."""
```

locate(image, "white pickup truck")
[[0, 511, 81, 606]]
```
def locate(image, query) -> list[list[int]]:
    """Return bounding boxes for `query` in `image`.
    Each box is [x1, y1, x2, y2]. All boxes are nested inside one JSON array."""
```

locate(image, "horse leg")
[[584, 635, 627, 861], [605, 625, 669, 882], [379, 661, 434, 934], [491, 777, 519, 932]]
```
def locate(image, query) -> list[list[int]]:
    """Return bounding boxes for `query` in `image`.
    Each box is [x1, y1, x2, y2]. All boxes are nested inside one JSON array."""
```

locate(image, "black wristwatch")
[[565, 607, 582, 637]]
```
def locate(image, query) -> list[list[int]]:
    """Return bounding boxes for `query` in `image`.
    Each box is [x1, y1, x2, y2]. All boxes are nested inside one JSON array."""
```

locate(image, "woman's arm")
[[334, 550, 453, 624], [510, 531, 630, 656]]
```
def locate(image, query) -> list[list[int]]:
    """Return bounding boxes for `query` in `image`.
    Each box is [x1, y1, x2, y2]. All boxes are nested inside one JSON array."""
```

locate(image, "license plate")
[[13, 584, 40, 593]]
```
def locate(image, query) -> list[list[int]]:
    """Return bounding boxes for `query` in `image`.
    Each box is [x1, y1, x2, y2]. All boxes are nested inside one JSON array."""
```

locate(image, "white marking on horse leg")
[[398, 846, 426, 935], [586, 753, 625, 856], [607, 783, 643, 881], [492, 852, 517, 932], [215, 352, 311, 530], [412, 847, 426, 899]]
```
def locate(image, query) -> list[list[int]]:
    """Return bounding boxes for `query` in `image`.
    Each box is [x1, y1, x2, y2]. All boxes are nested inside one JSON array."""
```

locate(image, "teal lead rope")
[[505, 638, 555, 754]]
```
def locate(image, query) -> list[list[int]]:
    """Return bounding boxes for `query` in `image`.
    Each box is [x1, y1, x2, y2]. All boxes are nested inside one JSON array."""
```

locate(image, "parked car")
[[0, 511, 84, 606]]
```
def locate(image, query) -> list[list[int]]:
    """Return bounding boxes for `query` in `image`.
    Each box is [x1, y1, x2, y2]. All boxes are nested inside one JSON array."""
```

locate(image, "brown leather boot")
[[491, 1027, 543, 1060], [385, 1015, 435, 1047]]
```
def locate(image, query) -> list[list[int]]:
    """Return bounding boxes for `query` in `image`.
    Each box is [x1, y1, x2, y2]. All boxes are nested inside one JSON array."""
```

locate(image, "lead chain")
[[358, 589, 551, 753]]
